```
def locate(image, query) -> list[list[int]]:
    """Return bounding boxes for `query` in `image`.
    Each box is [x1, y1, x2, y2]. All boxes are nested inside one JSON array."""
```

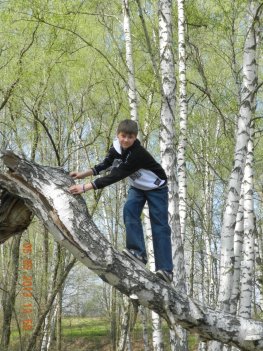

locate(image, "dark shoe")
[[156, 270, 173, 284], [123, 248, 147, 268]]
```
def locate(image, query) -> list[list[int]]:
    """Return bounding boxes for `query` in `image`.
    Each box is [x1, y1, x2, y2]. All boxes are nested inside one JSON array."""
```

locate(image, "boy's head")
[[117, 119, 138, 149], [117, 119, 138, 136]]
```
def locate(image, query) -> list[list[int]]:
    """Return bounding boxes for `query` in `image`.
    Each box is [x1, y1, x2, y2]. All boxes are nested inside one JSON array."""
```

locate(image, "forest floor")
[[59, 317, 198, 351], [8, 316, 198, 350]]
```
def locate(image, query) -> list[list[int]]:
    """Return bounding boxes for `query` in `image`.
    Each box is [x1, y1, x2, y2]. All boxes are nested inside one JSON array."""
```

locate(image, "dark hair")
[[117, 119, 138, 136]]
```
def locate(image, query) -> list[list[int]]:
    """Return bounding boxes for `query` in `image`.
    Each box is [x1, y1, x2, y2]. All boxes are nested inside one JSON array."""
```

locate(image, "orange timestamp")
[[21, 241, 33, 331]]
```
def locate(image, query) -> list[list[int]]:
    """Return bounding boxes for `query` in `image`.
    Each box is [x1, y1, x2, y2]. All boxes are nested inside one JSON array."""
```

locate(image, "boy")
[[69, 119, 173, 283]]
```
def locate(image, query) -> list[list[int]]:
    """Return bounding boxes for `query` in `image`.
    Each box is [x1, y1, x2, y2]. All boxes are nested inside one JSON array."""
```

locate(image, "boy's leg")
[[123, 187, 147, 261], [146, 186, 173, 273]]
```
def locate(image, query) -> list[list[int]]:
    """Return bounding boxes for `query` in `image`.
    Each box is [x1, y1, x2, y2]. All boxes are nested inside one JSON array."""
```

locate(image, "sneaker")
[[123, 248, 147, 268], [156, 270, 173, 284]]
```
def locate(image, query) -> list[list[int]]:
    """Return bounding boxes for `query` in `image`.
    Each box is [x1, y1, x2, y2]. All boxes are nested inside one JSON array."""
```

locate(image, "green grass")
[[5, 316, 199, 350], [62, 317, 110, 338], [62, 317, 199, 350]]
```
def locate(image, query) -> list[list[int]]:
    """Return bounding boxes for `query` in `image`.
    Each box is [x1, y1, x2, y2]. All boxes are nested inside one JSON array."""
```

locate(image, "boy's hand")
[[69, 169, 93, 179], [69, 184, 85, 194], [69, 183, 94, 195], [69, 171, 84, 179]]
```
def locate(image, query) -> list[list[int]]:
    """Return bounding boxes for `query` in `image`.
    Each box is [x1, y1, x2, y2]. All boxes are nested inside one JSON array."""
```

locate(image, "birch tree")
[[177, 0, 188, 242], [158, 0, 188, 349], [208, 1, 261, 350], [123, 0, 138, 122], [239, 132, 255, 319], [230, 192, 244, 316], [122, 2, 166, 348], [145, 208, 164, 351]]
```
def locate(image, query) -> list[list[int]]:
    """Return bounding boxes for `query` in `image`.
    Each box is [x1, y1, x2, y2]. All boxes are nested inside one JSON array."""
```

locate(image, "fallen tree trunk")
[[0, 150, 262, 351]]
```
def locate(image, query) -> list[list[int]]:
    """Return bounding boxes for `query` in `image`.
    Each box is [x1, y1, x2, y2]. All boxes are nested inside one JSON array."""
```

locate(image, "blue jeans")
[[123, 186, 173, 272]]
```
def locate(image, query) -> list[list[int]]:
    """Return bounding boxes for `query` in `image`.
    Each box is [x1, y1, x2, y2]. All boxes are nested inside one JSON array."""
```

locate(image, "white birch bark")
[[158, 0, 186, 297], [139, 307, 150, 351], [144, 206, 164, 351], [208, 2, 260, 350], [121, 3, 141, 347], [202, 165, 215, 306], [117, 297, 131, 351], [177, 0, 188, 242], [143, 116, 164, 348], [239, 135, 255, 319], [40, 243, 60, 351], [1, 151, 263, 350], [46, 300, 59, 351], [257, 226, 263, 316], [230, 191, 244, 315], [158, 1, 188, 350], [122, 0, 138, 121], [200, 120, 220, 309], [217, 0, 259, 313]]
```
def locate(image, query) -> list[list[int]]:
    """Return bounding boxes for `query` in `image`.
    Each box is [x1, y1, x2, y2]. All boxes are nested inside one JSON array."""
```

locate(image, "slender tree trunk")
[[201, 124, 218, 308], [56, 289, 62, 351], [218, 0, 259, 312], [40, 243, 61, 351], [158, 1, 188, 350], [239, 134, 255, 319], [145, 207, 164, 351], [24, 258, 76, 351], [117, 297, 131, 351], [208, 1, 260, 350], [122, 0, 138, 121], [139, 307, 150, 351], [230, 191, 244, 315], [177, 0, 188, 242], [110, 286, 118, 351]]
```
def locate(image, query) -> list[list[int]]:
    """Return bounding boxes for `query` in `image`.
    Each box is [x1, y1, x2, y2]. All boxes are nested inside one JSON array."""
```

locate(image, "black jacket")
[[92, 139, 167, 190]]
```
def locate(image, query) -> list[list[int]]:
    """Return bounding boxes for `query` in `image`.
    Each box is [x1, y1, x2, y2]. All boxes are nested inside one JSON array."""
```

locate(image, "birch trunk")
[[145, 207, 164, 351], [208, 2, 260, 350], [219, 0, 259, 312], [201, 120, 220, 309], [177, 0, 188, 242], [158, 0, 186, 292], [239, 135, 255, 319], [1, 152, 263, 350], [117, 297, 131, 351], [40, 244, 58, 351], [158, 1, 188, 349], [122, 0, 138, 121], [230, 192, 244, 315], [139, 307, 150, 351], [46, 300, 59, 351]]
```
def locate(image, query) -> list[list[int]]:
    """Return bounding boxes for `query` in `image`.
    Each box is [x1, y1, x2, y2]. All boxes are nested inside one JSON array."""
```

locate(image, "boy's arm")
[[92, 147, 117, 175], [69, 146, 118, 194], [92, 153, 141, 189], [70, 146, 117, 179]]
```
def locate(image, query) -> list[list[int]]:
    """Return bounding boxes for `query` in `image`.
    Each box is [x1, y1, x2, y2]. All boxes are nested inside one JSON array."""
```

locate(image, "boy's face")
[[117, 132, 137, 149]]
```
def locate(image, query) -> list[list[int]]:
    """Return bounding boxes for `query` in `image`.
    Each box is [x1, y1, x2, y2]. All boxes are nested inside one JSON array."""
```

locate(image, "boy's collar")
[[113, 138, 139, 154]]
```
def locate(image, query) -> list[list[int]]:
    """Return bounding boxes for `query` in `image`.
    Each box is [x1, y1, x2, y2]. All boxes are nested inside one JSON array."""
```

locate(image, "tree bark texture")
[[217, 0, 259, 314], [0, 150, 263, 351], [122, 0, 138, 121]]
